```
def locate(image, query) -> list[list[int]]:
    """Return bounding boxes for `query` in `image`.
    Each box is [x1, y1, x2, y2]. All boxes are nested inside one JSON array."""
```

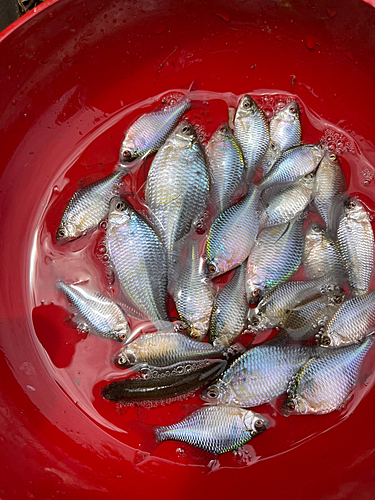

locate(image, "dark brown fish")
[[101, 359, 227, 403]]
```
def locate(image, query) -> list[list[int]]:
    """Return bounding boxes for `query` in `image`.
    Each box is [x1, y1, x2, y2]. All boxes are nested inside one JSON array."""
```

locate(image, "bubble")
[[176, 447, 187, 458]]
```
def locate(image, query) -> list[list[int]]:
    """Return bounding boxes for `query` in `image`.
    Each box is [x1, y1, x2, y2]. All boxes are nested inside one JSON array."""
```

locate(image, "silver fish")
[[280, 292, 345, 342], [319, 290, 375, 347], [201, 344, 311, 407], [206, 186, 260, 277], [259, 144, 325, 191], [262, 172, 315, 227], [56, 280, 130, 341], [106, 197, 168, 325], [303, 222, 344, 280], [113, 331, 224, 367], [337, 197, 374, 296], [120, 97, 191, 162], [233, 94, 270, 182], [206, 123, 245, 214], [246, 215, 304, 303], [155, 406, 268, 454], [145, 121, 210, 263], [209, 261, 248, 347], [248, 276, 341, 333], [314, 152, 347, 235], [57, 167, 128, 242], [284, 338, 374, 415], [269, 100, 302, 152], [172, 240, 215, 341]]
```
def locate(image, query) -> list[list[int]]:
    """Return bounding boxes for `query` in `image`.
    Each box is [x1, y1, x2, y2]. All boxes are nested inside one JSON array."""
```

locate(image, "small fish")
[[303, 222, 344, 280], [233, 94, 270, 182], [206, 186, 260, 277], [56, 280, 130, 341], [314, 152, 347, 235], [106, 197, 168, 325], [155, 406, 268, 454], [262, 172, 315, 227], [279, 292, 345, 342], [248, 276, 341, 333], [172, 241, 214, 341], [120, 97, 191, 162], [283, 338, 374, 415], [113, 332, 224, 368], [57, 167, 128, 242], [318, 290, 375, 347], [246, 215, 304, 303], [209, 261, 248, 347], [145, 121, 210, 263], [206, 123, 245, 214], [259, 144, 325, 191], [101, 359, 226, 404], [201, 344, 311, 407], [269, 101, 302, 152], [337, 197, 374, 296]]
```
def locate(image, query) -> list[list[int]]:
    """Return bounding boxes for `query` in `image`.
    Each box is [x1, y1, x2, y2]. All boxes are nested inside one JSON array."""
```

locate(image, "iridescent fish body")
[[201, 344, 311, 407], [120, 97, 191, 162], [56, 280, 130, 342], [206, 123, 245, 214], [209, 261, 248, 347], [106, 197, 168, 325], [113, 331, 224, 368], [145, 121, 210, 266], [284, 338, 374, 415], [57, 167, 128, 242], [246, 215, 304, 303], [233, 94, 270, 182], [337, 197, 374, 296], [206, 186, 260, 277], [155, 406, 268, 454], [314, 152, 347, 235]]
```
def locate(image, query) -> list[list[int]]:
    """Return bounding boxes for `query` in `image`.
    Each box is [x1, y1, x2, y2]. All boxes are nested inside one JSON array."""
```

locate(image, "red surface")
[[1, 0, 375, 498]]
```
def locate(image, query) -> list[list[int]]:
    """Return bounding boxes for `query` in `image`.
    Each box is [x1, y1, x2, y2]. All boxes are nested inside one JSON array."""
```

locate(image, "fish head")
[[113, 347, 137, 368], [200, 381, 228, 404], [188, 324, 207, 342], [311, 142, 328, 164], [305, 221, 325, 246], [108, 197, 133, 226], [283, 395, 310, 415], [246, 275, 265, 305], [236, 94, 260, 119], [211, 123, 232, 142], [325, 151, 341, 167], [119, 128, 149, 163], [247, 309, 267, 333], [242, 410, 268, 434], [344, 196, 368, 222], [206, 258, 220, 278], [173, 120, 198, 146], [300, 171, 316, 189], [56, 222, 80, 242], [317, 330, 343, 348], [283, 100, 300, 121], [110, 323, 130, 343]]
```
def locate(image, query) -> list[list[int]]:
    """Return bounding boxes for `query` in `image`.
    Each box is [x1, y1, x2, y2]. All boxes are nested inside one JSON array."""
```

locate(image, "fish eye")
[[119, 333, 127, 341], [304, 173, 314, 179], [251, 316, 260, 326], [181, 125, 191, 134], [122, 150, 132, 160], [329, 153, 337, 161], [289, 105, 296, 113], [206, 386, 219, 399], [116, 201, 126, 211], [219, 125, 227, 133], [318, 143, 325, 150], [243, 100, 251, 109], [333, 295, 344, 305], [252, 289, 260, 298], [207, 264, 217, 274], [57, 228, 66, 238], [347, 200, 356, 210], [286, 401, 295, 411], [254, 419, 265, 430], [190, 331, 201, 341], [117, 355, 127, 365], [320, 335, 331, 346], [270, 142, 276, 150]]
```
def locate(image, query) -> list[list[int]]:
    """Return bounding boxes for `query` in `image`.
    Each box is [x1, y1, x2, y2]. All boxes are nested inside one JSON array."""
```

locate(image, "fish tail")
[[127, 419, 160, 453]]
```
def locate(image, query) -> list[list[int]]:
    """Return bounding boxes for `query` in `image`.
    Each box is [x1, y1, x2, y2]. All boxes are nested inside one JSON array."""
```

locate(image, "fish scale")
[[106, 197, 168, 325], [155, 406, 267, 454], [57, 167, 129, 242], [206, 186, 260, 277], [210, 261, 248, 347], [201, 345, 311, 407], [172, 240, 214, 341], [114, 332, 224, 367], [284, 338, 374, 415], [337, 196, 374, 296], [246, 215, 304, 302], [120, 98, 191, 162], [319, 290, 375, 347], [145, 121, 210, 265], [206, 123, 245, 215], [56, 280, 130, 342]]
